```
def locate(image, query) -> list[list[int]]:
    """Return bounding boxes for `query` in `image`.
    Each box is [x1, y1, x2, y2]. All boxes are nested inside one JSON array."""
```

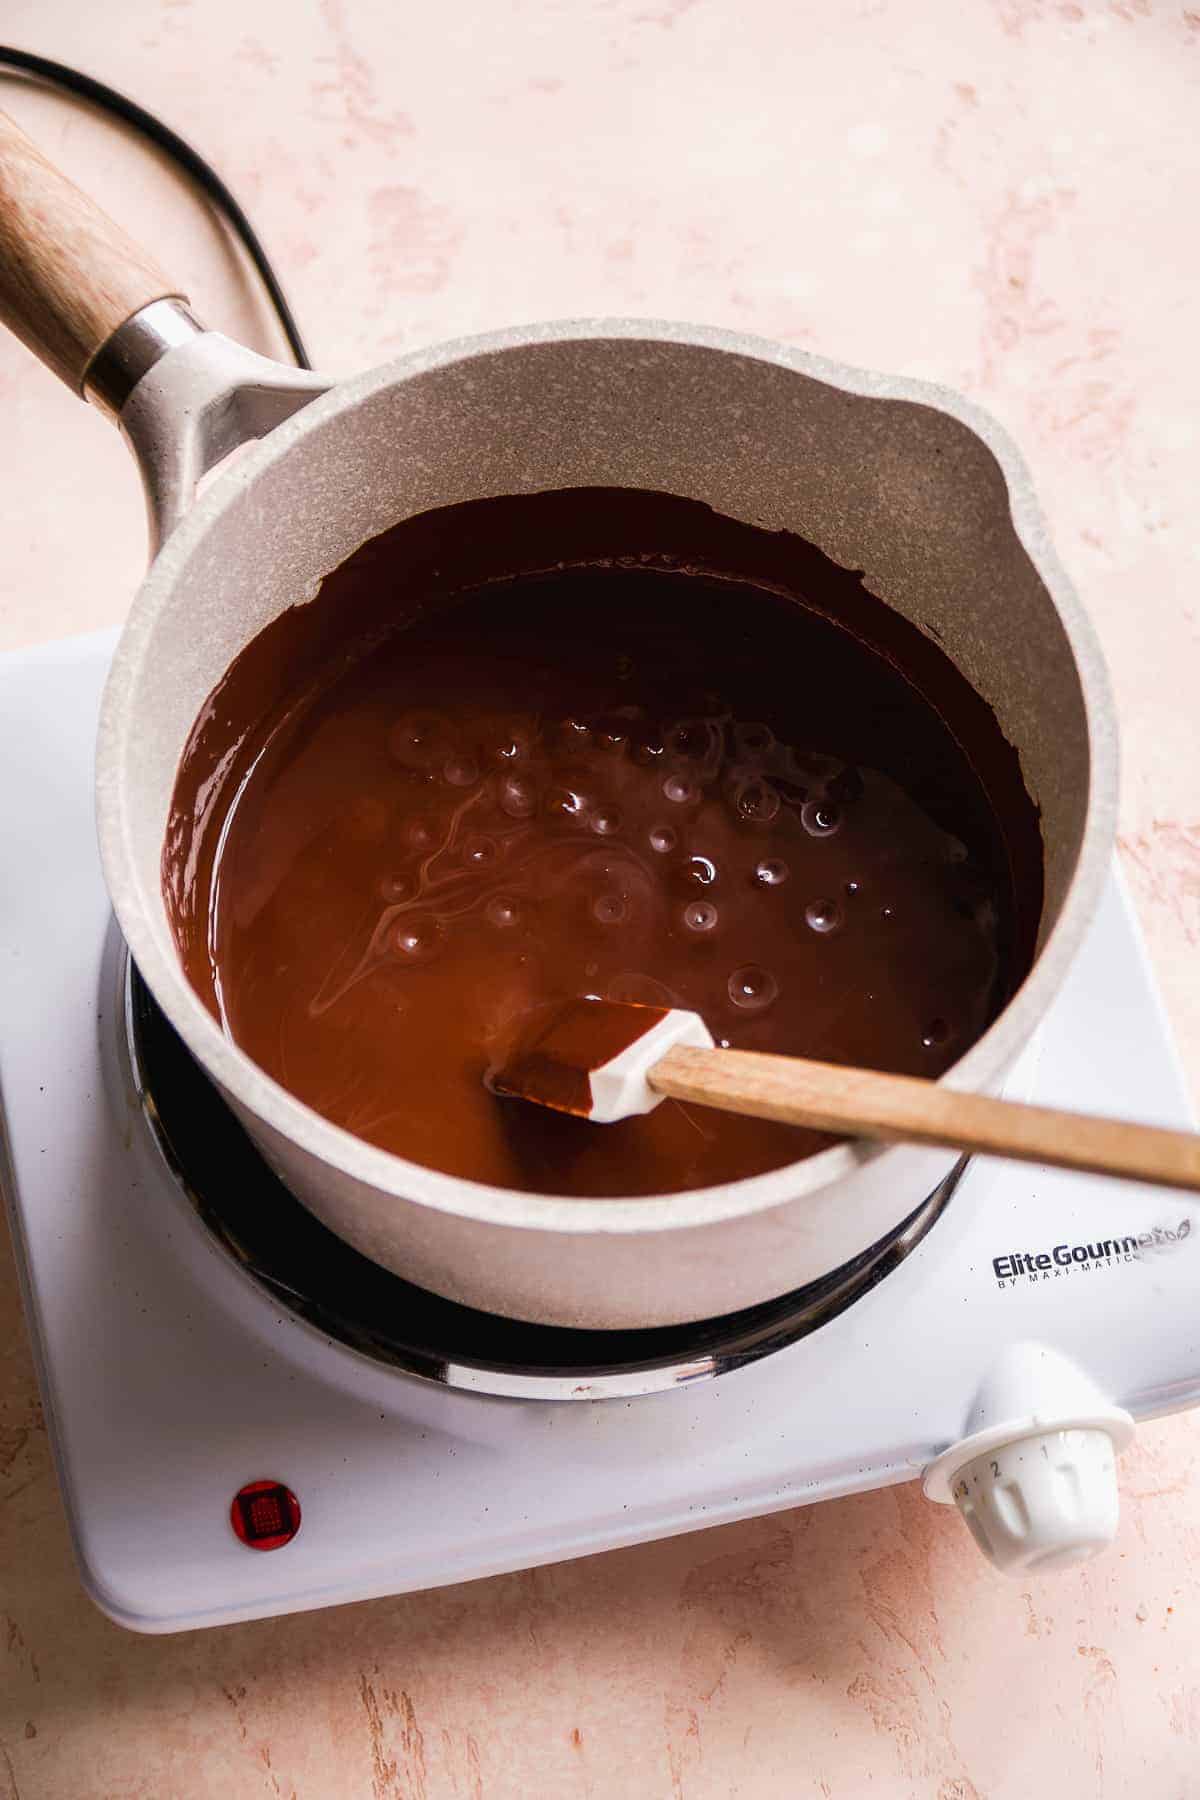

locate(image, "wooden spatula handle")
[[652, 1046, 1200, 1193], [0, 110, 184, 393]]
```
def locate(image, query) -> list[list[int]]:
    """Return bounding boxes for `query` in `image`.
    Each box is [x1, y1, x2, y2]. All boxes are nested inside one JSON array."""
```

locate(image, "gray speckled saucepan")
[[0, 115, 1116, 1329]]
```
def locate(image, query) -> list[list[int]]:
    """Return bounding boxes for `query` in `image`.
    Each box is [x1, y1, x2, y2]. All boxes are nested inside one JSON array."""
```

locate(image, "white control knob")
[[949, 1428, 1120, 1573], [924, 1343, 1134, 1574]]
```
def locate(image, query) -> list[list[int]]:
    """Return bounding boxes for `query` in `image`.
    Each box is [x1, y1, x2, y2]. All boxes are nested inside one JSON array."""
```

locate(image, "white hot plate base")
[[1, 631, 1196, 1632]]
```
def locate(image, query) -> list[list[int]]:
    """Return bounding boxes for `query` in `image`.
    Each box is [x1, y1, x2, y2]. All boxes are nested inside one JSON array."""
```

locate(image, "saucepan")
[[0, 113, 1117, 1330]]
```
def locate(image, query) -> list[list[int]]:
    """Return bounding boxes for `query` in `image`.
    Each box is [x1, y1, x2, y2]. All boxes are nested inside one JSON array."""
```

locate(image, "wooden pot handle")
[[0, 110, 186, 394]]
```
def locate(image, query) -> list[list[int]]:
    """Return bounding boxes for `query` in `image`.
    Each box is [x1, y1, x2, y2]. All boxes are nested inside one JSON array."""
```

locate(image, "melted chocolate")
[[164, 488, 1043, 1198]]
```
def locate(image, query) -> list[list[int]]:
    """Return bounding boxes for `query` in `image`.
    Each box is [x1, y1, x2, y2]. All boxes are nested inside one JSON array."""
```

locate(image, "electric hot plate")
[[3, 632, 1198, 1631]]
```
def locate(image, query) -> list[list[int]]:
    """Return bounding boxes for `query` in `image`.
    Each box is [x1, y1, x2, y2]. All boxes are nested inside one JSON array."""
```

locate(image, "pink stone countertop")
[[2, 2, 1200, 1794]]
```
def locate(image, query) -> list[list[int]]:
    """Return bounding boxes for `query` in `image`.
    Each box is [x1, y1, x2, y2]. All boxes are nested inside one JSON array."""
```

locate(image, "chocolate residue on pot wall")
[[163, 487, 1043, 1198]]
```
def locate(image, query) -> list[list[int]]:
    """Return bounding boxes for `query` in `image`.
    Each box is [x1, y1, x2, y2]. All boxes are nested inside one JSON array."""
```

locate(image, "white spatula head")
[[489, 996, 715, 1122]]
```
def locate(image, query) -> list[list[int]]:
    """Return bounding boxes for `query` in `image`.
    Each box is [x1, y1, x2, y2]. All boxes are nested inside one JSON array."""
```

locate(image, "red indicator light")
[[230, 1479, 301, 1551]]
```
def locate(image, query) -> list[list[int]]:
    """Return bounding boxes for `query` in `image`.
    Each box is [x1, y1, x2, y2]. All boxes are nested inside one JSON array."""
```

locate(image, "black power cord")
[[0, 44, 312, 370]]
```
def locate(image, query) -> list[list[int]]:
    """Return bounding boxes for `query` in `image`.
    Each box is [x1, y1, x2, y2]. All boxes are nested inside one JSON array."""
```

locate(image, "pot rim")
[[95, 317, 1118, 1238]]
